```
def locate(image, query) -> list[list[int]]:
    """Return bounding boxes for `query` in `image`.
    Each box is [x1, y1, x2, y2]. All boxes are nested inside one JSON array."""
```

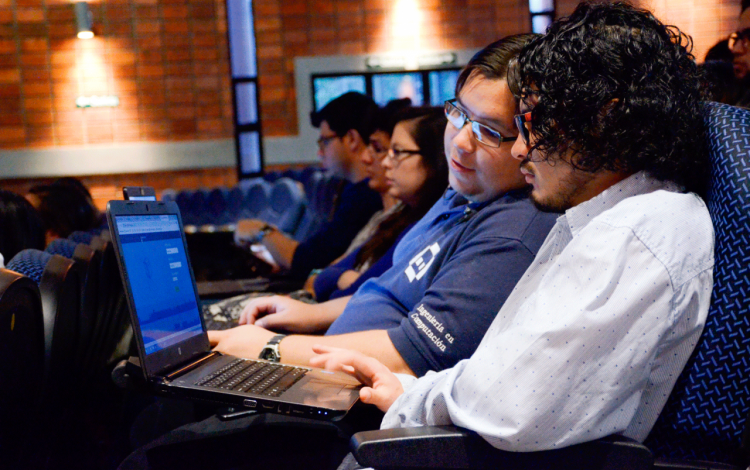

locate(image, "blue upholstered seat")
[[643, 102, 750, 463], [260, 178, 306, 234]]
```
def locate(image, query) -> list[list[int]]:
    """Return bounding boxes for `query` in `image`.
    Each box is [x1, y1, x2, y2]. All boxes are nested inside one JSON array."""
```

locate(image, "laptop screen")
[[114, 214, 203, 355]]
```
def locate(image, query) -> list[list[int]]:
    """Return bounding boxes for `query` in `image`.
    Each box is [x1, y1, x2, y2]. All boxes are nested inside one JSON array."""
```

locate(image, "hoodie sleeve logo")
[[405, 242, 440, 282]]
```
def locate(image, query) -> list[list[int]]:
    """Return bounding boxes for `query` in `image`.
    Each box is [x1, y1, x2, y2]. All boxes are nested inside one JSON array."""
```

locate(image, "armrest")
[[653, 459, 741, 470], [350, 426, 653, 470]]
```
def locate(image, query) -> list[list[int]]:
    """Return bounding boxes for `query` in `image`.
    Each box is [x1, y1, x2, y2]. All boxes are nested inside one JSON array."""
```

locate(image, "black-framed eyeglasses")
[[514, 111, 532, 146], [386, 147, 421, 165], [317, 134, 339, 149], [729, 28, 750, 50], [444, 99, 516, 148]]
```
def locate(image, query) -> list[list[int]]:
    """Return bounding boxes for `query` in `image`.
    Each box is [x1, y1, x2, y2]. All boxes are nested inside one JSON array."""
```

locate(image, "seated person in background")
[[209, 34, 559, 378], [313, 106, 449, 302], [328, 97, 413, 264], [234, 92, 383, 278], [313, 2, 714, 459], [27, 177, 102, 243], [203, 105, 448, 326], [0, 189, 46, 266]]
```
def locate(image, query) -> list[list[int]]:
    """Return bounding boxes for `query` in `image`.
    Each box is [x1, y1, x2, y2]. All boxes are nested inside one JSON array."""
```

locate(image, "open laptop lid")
[[107, 200, 211, 379]]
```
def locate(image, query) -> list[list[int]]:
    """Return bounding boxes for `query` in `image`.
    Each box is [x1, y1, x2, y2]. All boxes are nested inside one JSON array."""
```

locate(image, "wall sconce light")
[[74, 1, 94, 39]]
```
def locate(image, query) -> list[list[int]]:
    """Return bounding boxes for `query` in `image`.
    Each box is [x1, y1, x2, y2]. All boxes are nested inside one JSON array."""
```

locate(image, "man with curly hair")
[[315, 1, 715, 458]]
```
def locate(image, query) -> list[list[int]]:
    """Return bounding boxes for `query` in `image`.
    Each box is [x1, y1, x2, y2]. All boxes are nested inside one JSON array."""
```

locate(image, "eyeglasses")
[[317, 134, 339, 149], [444, 99, 516, 148], [729, 28, 750, 50], [386, 147, 421, 165], [514, 111, 532, 146]]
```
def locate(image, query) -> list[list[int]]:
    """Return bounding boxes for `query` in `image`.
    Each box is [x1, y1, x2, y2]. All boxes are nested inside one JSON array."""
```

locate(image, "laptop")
[[107, 200, 361, 420]]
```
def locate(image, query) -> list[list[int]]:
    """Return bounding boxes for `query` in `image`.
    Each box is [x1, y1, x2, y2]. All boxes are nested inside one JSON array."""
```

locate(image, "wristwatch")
[[258, 334, 286, 363], [252, 224, 275, 244]]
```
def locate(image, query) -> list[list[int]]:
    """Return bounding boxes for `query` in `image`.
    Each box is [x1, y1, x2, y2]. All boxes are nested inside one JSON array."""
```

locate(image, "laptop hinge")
[[164, 351, 221, 381]]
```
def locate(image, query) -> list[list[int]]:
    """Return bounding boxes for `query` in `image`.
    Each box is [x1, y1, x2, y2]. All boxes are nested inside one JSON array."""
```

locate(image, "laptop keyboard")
[[194, 358, 308, 397]]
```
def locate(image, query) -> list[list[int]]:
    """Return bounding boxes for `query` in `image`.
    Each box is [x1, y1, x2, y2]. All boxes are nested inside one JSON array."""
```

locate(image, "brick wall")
[[255, 0, 531, 137], [0, 0, 741, 194], [0, 0, 234, 149]]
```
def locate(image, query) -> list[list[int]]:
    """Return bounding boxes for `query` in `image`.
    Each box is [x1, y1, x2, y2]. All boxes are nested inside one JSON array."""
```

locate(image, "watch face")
[[260, 347, 280, 362]]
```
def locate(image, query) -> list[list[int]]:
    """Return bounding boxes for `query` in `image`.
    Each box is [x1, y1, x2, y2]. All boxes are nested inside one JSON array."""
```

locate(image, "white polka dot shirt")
[[381, 172, 715, 452]]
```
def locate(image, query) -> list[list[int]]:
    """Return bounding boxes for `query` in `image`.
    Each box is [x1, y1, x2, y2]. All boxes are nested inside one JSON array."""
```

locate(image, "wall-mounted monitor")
[[428, 69, 460, 106], [313, 75, 367, 111], [372, 72, 424, 106], [310, 67, 459, 113]]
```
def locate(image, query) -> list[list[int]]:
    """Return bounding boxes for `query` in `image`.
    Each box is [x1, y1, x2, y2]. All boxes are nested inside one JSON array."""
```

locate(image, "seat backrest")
[[644, 103, 750, 463], [160, 188, 177, 203], [84, 236, 130, 375], [7, 249, 82, 391], [0, 269, 44, 468], [45, 239, 99, 368], [225, 186, 244, 224], [261, 177, 307, 233], [241, 179, 271, 219], [69, 230, 95, 245], [205, 187, 230, 225]]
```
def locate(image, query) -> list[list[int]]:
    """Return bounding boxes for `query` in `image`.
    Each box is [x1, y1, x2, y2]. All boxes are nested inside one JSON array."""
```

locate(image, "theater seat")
[[7, 249, 83, 386], [348, 103, 750, 469], [0, 269, 44, 470], [239, 178, 271, 219], [45, 238, 100, 371], [261, 177, 306, 233]]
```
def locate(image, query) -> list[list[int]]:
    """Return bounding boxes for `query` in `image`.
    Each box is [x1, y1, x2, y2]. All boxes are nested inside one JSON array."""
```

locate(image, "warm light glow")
[[77, 31, 94, 39], [392, 0, 422, 53]]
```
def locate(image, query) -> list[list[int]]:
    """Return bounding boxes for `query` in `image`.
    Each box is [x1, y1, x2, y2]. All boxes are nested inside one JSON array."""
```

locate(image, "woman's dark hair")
[[354, 107, 449, 270], [0, 190, 45, 261], [455, 33, 540, 97], [29, 177, 101, 238], [509, 1, 708, 195]]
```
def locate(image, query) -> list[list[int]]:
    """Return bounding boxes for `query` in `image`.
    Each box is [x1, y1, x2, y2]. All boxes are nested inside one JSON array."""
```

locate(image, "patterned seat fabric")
[[45, 239, 79, 259], [7, 249, 53, 285], [69, 231, 95, 245], [645, 103, 750, 463]]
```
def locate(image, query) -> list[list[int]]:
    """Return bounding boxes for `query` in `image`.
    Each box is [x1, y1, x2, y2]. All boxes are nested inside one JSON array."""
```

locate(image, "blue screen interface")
[[428, 70, 460, 106], [313, 75, 367, 111], [115, 214, 202, 356], [371, 72, 424, 106]]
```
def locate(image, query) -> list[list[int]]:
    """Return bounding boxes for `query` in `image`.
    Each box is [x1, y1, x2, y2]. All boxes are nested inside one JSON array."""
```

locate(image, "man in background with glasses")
[[729, 0, 750, 107], [235, 92, 383, 277]]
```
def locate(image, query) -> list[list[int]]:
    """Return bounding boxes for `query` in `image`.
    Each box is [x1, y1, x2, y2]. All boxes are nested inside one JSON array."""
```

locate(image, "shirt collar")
[[564, 171, 681, 236], [446, 186, 530, 212]]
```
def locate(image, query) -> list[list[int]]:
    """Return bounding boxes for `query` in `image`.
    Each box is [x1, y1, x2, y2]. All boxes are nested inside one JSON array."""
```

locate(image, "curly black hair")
[[509, 1, 708, 195]]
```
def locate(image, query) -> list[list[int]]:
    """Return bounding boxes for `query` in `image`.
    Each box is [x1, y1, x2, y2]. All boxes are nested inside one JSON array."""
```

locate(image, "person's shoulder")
[[469, 192, 559, 240], [602, 189, 711, 234], [599, 190, 714, 284]]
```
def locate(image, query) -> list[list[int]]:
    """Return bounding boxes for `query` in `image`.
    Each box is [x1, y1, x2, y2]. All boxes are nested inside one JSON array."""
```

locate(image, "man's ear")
[[344, 129, 364, 152]]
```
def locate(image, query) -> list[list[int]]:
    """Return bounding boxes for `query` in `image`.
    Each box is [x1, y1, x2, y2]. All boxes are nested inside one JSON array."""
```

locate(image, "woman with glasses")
[[312, 106, 449, 302]]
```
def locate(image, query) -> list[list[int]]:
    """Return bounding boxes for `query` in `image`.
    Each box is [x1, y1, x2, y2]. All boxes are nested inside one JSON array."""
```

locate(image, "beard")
[[521, 158, 597, 213]]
